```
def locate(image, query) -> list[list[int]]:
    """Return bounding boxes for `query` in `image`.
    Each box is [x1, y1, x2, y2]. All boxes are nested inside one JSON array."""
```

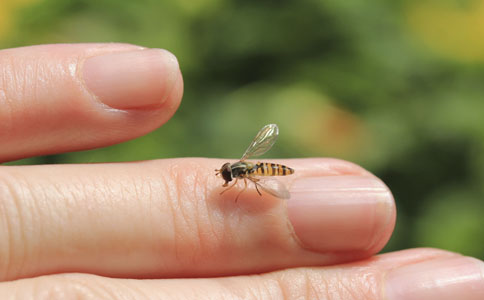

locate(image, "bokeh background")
[[1, 0, 483, 259]]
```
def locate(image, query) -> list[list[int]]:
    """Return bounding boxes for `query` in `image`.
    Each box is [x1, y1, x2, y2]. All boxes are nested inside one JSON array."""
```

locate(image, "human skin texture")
[[0, 44, 483, 300]]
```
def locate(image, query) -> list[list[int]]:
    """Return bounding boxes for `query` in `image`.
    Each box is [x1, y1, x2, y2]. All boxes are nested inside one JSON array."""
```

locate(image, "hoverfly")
[[215, 124, 294, 201]]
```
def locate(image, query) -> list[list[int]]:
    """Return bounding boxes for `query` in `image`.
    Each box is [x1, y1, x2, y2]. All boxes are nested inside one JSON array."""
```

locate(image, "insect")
[[215, 124, 294, 201]]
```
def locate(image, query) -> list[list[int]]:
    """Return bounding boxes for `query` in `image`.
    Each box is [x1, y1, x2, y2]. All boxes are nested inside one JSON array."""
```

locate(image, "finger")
[[0, 158, 395, 281], [0, 43, 183, 162], [2, 249, 483, 300]]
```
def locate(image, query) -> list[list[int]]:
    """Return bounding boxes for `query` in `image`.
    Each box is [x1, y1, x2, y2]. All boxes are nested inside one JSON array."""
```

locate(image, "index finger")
[[0, 43, 183, 162]]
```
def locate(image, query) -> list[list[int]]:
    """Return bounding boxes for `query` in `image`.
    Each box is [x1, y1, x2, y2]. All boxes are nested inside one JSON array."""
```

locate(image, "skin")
[[0, 44, 483, 299]]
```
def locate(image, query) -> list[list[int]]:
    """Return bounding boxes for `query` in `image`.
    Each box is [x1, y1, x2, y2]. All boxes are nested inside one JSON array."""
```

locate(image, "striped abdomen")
[[252, 162, 294, 176]]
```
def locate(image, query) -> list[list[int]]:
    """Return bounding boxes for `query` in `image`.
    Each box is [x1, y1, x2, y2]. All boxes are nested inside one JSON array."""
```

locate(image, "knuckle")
[[27, 274, 118, 300], [0, 48, 85, 145], [0, 170, 32, 280], [162, 159, 224, 265], [0, 53, 34, 110], [269, 268, 379, 300], [272, 269, 322, 300], [0, 86, 14, 135]]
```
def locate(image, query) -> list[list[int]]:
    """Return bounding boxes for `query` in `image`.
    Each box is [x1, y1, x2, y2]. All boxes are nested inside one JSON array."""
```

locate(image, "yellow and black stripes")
[[253, 162, 294, 176]]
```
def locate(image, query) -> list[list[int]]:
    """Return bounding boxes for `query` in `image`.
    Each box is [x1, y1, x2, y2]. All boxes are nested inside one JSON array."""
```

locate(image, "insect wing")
[[256, 177, 290, 199], [241, 124, 279, 161]]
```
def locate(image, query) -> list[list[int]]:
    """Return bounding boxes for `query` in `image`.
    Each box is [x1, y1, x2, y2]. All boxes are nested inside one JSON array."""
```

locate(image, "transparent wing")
[[256, 177, 290, 200], [241, 124, 279, 161]]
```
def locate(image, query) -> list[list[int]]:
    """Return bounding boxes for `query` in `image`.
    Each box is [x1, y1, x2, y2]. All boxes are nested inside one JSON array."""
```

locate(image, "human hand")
[[0, 44, 483, 299]]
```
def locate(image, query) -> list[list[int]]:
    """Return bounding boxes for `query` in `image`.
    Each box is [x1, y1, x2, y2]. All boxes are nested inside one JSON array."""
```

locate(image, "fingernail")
[[287, 175, 394, 252], [385, 257, 484, 300], [82, 49, 179, 109]]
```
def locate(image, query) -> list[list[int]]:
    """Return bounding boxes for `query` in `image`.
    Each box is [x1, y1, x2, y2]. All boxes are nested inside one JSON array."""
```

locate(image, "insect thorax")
[[231, 161, 255, 178]]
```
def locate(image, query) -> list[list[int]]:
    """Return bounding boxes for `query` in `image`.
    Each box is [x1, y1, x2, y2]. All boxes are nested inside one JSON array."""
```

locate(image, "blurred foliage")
[[1, 0, 483, 259]]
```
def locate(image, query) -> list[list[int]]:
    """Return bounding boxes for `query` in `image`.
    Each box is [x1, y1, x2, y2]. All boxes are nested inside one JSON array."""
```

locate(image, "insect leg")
[[254, 182, 262, 196], [220, 178, 238, 195], [248, 176, 262, 196], [235, 178, 248, 202]]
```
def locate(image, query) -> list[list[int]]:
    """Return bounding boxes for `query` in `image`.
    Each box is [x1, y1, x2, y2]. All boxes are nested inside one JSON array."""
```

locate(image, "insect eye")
[[222, 163, 231, 172], [221, 168, 232, 182]]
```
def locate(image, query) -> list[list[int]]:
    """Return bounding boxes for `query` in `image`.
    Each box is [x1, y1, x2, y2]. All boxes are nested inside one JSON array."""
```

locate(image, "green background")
[[1, 0, 483, 259]]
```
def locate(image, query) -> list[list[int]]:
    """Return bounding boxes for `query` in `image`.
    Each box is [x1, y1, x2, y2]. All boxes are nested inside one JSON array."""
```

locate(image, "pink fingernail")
[[287, 176, 394, 252], [83, 49, 179, 109], [385, 257, 484, 300]]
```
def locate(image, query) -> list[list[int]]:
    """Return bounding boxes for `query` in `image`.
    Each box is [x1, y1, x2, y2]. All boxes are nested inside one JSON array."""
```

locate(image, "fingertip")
[[375, 248, 463, 267], [0, 44, 184, 161], [385, 256, 484, 300], [82, 48, 182, 110], [287, 174, 395, 254], [363, 177, 396, 254]]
